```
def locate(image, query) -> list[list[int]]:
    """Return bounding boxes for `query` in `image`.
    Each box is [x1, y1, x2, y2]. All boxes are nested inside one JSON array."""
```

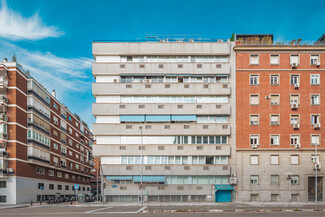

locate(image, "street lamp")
[[139, 126, 144, 205], [91, 168, 99, 201], [314, 128, 325, 203]]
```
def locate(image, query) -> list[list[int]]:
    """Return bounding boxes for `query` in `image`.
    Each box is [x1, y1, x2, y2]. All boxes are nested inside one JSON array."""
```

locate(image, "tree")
[[230, 33, 235, 41], [12, 54, 16, 62]]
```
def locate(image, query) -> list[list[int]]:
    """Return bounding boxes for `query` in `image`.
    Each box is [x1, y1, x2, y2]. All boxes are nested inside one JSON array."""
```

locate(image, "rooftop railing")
[[237, 40, 325, 46]]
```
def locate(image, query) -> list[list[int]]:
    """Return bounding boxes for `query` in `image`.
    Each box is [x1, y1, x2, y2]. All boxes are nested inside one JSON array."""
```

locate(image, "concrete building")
[[0, 61, 94, 204], [92, 38, 237, 202], [235, 35, 325, 202]]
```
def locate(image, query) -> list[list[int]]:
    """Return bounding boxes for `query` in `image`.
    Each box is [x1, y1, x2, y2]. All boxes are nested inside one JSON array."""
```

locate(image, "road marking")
[[84, 206, 112, 213], [136, 206, 146, 213]]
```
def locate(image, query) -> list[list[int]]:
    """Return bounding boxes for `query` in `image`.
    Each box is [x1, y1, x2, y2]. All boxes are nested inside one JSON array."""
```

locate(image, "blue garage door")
[[215, 190, 232, 202]]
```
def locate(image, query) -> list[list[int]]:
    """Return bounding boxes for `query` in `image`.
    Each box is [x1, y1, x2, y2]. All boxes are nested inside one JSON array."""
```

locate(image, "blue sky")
[[0, 0, 324, 127]]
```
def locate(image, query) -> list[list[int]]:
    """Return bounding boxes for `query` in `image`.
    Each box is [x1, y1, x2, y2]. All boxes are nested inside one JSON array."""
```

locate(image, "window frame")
[[270, 74, 280, 86], [249, 94, 260, 106], [249, 114, 259, 126], [270, 135, 280, 146], [249, 74, 259, 86], [270, 54, 280, 66], [249, 54, 260, 66]]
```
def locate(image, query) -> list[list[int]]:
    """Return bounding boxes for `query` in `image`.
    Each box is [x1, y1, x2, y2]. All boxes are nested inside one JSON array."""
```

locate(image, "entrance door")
[[215, 190, 232, 202], [308, 177, 323, 201]]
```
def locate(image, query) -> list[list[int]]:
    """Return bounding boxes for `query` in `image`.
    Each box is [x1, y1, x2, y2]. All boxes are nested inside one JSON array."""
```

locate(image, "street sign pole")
[[76, 188, 78, 206]]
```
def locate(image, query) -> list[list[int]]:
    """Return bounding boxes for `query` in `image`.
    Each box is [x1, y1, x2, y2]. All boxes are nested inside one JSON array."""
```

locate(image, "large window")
[[27, 130, 50, 147], [120, 136, 228, 144], [250, 175, 259, 184], [311, 74, 320, 85], [120, 55, 228, 63]]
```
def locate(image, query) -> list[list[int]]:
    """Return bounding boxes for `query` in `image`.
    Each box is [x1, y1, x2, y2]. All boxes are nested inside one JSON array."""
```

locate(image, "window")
[[291, 194, 299, 202], [57, 172, 62, 178], [53, 103, 58, 110], [311, 74, 320, 85], [311, 155, 320, 164], [0, 196, 6, 203], [53, 143, 58, 150], [250, 115, 259, 126], [291, 155, 299, 165], [291, 175, 299, 185], [58, 185, 62, 190], [270, 115, 279, 126], [270, 94, 280, 105], [271, 194, 279, 202], [311, 55, 320, 65], [250, 155, 259, 165], [250, 135, 259, 146], [250, 175, 259, 184], [270, 135, 280, 146], [290, 95, 299, 105], [38, 183, 44, 189], [48, 170, 54, 176], [290, 55, 299, 66], [311, 94, 320, 105], [311, 115, 320, 125], [290, 74, 299, 85], [65, 174, 69, 179], [270, 75, 279, 85], [68, 116, 72, 121], [0, 181, 6, 188], [290, 135, 300, 146], [36, 167, 45, 175], [270, 54, 279, 65], [311, 135, 320, 146], [250, 95, 259, 105], [250, 54, 259, 65], [270, 175, 279, 185], [65, 185, 69, 190], [290, 115, 300, 125], [270, 155, 279, 165], [49, 184, 54, 190], [250, 74, 259, 85], [251, 194, 258, 202]]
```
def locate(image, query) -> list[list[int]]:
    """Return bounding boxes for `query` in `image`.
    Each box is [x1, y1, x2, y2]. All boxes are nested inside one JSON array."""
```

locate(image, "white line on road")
[[137, 206, 146, 213], [84, 206, 112, 213]]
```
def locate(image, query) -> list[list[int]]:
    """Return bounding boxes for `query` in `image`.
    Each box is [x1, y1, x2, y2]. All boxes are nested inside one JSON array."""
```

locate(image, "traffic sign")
[[40, 186, 44, 191], [74, 184, 79, 190]]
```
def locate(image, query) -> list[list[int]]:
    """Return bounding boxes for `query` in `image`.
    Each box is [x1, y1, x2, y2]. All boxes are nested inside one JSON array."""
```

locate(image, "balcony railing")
[[0, 114, 8, 122], [60, 139, 67, 145], [27, 122, 50, 136], [27, 156, 50, 164], [0, 96, 8, 104], [0, 133, 8, 140]]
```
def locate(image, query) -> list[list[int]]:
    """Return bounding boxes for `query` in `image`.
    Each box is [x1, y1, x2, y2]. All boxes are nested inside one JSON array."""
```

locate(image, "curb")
[[143, 208, 325, 213]]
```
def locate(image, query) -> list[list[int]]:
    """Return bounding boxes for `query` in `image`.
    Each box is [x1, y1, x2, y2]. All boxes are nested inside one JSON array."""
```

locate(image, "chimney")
[[3, 58, 7, 62], [52, 90, 56, 98]]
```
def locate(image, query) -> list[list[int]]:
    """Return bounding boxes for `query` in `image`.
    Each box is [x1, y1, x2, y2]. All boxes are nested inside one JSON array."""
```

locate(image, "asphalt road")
[[0, 206, 325, 217]]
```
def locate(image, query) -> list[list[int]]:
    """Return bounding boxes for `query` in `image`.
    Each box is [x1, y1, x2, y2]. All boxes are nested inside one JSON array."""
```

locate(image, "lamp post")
[[315, 128, 325, 203], [139, 126, 143, 205]]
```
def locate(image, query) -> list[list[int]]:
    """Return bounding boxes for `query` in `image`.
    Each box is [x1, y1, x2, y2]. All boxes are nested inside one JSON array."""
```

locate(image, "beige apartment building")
[[92, 38, 237, 202]]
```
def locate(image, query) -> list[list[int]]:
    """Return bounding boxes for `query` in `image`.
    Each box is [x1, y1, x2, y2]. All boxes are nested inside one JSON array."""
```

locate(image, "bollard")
[[31, 200, 33, 206], [70, 200, 73, 205], [40, 200, 42, 205]]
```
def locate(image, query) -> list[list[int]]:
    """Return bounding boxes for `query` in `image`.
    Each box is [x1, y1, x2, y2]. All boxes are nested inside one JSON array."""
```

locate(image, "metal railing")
[[237, 40, 325, 46]]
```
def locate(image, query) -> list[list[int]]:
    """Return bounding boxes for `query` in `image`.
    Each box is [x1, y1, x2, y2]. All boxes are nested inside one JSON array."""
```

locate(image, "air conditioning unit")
[[291, 103, 298, 109], [291, 62, 297, 68], [113, 79, 117, 83], [314, 164, 321, 170], [294, 83, 299, 89], [314, 123, 321, 129], [54, 163, 59, 167], [312, 143, 319, 146], [265, 96, 270, 100], [316, 61, 321, 67], [230, 177, 238, 185], [293, 124, 300, 129], [251, 144, 258, 149], [7, 168, 14, 173], [294, 143, 301, 149]]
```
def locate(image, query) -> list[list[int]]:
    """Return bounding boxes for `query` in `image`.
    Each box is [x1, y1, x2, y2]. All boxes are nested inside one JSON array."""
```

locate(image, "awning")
[[216, 74, 229, 77], [146, 115, 171, 122], [171, 115, 196, 121], [190, 74, 203, 77], [106, 176, 133, 180], [120, 74, 133, 76], [133, 74, 146, 76], [203, 75, 215, 77], [215, 185, 234, 190], [165, 74, 178, 76], [120, 115, 145, 122], [146, 74, 164, 77], [133, 176, 165, 183]]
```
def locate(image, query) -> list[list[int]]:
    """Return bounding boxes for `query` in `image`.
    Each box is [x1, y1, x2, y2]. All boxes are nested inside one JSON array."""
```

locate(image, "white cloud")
[[0, 0, 63, 40]]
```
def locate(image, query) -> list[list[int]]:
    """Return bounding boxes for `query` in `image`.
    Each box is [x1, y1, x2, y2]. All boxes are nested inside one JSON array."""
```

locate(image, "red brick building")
[[235, 35, 325, 202], [0, 61, 94, 204]]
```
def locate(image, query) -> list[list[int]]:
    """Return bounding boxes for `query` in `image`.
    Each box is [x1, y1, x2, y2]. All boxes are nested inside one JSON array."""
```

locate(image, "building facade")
[[235, 37, 325, 202], [0, 61, 94, 204], [92, 39, 237, 202]]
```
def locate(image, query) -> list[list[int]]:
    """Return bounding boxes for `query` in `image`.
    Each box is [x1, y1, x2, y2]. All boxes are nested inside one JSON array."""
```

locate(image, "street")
[[0, 206, 325, 217]]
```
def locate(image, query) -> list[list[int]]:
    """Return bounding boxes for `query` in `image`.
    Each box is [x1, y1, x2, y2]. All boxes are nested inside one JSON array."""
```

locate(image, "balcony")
[[60, 139, 67, 145], [27, 121, 50, 136], [93, 123, 231, 136], [27, 90, 50, 107], [0, 140, 7, 149], [0, 96, 8, 104], [0, 114, 8, 122], [27, 106, 50, 121], [27, 139, 50, 150], [27, 156, 50, 164], [93, 103, 231, 116], [93, 62, 231, 76], [0, 151, 8, 158], [93, 83, 230, 96], [0, 133, 7, 140]]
